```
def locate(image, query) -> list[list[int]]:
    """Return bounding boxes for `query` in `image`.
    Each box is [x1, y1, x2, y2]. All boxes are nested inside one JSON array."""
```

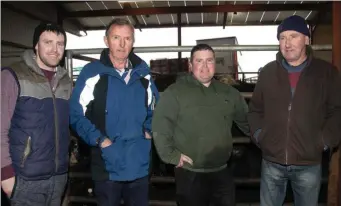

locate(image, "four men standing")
[[1, 15, 340, 206]]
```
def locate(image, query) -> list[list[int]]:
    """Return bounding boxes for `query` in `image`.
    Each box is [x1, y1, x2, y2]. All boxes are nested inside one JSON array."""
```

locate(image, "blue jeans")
[[260, 159, 321, 206], [10, 174, 68, 206]]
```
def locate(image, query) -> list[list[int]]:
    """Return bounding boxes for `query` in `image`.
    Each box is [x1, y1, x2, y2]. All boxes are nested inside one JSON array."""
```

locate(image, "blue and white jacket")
[[70, 49, 159, 181]]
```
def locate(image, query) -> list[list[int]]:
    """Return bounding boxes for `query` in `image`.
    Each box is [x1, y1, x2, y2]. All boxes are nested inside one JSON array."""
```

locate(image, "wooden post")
[[328, 2, 341, 206]]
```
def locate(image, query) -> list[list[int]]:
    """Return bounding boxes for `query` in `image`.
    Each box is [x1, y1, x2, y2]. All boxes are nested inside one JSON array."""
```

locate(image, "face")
[[35, 31, 65, 69], [189, 50, 216, 85], [279, 30, 309, 64], [104, 25, 134, 61]]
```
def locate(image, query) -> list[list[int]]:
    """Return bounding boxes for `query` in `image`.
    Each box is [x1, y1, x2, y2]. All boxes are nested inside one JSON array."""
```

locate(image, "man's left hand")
[[145, 131, 152, 139]]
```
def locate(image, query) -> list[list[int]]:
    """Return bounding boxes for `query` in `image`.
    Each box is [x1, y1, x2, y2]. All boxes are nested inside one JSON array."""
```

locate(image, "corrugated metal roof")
[[60, 1, 327, 31]]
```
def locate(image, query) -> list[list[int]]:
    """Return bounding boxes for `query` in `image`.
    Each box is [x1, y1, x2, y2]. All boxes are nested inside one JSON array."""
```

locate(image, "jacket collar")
[[22, 50, 67, 80], [99, 48, 149, 76]]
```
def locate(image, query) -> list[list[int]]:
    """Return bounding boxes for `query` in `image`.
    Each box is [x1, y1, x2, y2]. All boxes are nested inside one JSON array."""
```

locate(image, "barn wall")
[[313, 24, 333, 63], [1, 2, 81, 67]]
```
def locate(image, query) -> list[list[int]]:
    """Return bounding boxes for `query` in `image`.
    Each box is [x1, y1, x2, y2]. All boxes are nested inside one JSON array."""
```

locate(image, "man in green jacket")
[[152, 44, 250, 206]]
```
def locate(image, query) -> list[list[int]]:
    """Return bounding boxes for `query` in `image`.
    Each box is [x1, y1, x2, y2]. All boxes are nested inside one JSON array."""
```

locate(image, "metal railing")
[[65, 44, 332, 81]]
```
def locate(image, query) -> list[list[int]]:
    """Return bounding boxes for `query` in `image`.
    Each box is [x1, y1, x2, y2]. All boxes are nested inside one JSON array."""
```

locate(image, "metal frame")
[[65, 44, 333, 80]]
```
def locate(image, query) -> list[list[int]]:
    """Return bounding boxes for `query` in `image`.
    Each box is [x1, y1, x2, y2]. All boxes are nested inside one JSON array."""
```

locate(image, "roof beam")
[[64, 3, 329, 18], [223, 12, 228, 29], [1, 40, 31, 50], [123, 2, 142, 32], [2, 1, 86, 37], [222, 1, 229, 29], [83, 20, 313, 30], [53, 1, 87, 34], [2, 2, 49, 22]]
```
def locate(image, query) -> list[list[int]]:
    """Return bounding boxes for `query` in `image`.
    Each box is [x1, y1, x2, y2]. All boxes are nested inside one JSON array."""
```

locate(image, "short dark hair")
[[105, 18, 135, 37], [190, 44, 215, 62]]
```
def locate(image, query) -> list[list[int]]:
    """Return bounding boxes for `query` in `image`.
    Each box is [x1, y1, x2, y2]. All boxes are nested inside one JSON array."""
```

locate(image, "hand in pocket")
[[101, 144, 119, 172], [1, 176, 15, 198]]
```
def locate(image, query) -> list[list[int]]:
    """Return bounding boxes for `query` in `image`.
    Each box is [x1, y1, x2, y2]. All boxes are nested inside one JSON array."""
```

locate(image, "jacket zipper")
[[20, 136, 31, 168], [51, 84, 59, 173], [286, 103, 292, 165]]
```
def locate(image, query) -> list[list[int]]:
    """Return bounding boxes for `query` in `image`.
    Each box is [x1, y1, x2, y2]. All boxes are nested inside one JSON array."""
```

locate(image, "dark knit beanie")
[[277, 15, 310, 40], [33, 22, 67, 53]]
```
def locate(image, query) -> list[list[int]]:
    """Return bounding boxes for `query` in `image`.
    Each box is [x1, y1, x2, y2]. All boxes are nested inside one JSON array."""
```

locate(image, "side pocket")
[[10, 176, 18, 200], [100, 144, 118, 173], [257, 128, 268, 148], [20, 136, 31, 168]]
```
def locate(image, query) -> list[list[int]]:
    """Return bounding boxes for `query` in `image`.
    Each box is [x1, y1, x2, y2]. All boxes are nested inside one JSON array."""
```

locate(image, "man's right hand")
[[176, 154, 193, 168], [100, 138, 112, 148], [1, 176, 15, 197]]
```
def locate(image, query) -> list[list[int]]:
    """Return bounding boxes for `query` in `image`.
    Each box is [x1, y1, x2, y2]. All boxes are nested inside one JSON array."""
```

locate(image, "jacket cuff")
[[253, 129, 262, 142], [1, 165, 15, 181], [169, 150, 182, 166]]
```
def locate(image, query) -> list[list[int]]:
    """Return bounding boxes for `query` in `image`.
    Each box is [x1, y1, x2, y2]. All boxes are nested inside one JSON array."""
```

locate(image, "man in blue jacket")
[[69, 18, 159, 206]]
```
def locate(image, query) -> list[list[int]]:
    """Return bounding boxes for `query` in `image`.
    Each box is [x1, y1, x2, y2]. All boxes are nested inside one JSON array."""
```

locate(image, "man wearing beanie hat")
[[248, 15, 341, 206], [1, 22, 71, 205]]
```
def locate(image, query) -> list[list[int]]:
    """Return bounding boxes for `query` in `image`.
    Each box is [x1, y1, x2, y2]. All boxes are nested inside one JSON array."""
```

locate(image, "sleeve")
[[69, 66, 103, 146], [247, 71, 265, 144], [1, 69, 18, 180], [322, 67, 341, 149], [151, 87, 181, 166], [233, 92, 250, 136], [143, 78, 159, 134]]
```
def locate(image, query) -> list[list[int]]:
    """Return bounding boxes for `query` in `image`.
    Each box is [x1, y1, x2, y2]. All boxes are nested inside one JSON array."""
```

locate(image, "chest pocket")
[[212, 92, 235, 119], [180, 91, 234, 134]]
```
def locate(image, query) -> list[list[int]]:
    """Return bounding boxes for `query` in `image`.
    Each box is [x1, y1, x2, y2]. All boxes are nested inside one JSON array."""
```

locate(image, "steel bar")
[[68, 172, 327, 184], [68, 197, 327, 206], [67, 196, 328, 206], [70, 44, 332, 55], [1, 55, 21, 58], [1, 40, 30, 50], [73, 54, 98, 62], [66, 51, 73, 80]]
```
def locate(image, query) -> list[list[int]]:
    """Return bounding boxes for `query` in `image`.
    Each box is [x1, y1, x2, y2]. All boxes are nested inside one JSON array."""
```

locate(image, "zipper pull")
[[288, 103, 292, 111]]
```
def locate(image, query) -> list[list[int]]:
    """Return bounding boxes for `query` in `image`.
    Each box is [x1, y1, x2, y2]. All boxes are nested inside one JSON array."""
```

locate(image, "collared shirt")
[[115, 60, 133, 84]]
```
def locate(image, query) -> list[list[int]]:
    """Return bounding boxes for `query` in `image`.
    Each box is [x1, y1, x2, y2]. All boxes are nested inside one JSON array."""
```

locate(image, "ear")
[[35, 44, 38, 52], [305, 36, 310, 45], [104, 36, 109, 47]]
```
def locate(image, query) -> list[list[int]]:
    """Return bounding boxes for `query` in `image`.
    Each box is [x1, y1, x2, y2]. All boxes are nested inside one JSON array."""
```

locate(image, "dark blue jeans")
[[260, 159, 322, 206], [10, 174, 67, 206], [94, 175, 149, 206]]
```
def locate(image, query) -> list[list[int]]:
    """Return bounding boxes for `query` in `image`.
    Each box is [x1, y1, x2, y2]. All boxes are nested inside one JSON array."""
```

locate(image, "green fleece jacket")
[[152, 75, 249, 173]]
